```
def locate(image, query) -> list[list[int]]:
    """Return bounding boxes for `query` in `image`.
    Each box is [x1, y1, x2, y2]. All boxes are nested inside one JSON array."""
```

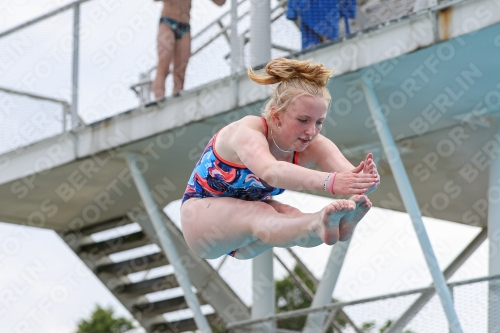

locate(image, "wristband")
[[329, 172, 337, 195], [323, 173, 332, 191]]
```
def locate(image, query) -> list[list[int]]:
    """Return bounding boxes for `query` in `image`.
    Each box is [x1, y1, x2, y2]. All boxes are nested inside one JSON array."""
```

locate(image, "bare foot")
[[338, 195, 372, 241], [316, 199, 355, 245], [152, 78, 166, 100]]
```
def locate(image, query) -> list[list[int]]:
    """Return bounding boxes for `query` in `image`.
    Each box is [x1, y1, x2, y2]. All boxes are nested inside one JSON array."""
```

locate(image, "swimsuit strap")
[[260, 117, 268, 136]]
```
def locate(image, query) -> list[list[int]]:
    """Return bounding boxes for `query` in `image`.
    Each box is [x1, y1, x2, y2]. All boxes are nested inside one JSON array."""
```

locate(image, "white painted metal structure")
[[488, 116, 500, 332], [125, 153, 212, 332], [250, 1, 275, 332], [361, 78, 462, 332], [302, 241, 350, 332], [2, 0, 500, 331]]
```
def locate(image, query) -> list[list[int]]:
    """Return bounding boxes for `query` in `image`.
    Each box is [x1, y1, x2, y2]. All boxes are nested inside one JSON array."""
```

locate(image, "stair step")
[[117, 274, 178, 295], [71, 216, 133, 236], [151, 313, 220, 333], [97, 252, 168, 275], [79, 231, 149, 255], [135, 295, 207, 316]]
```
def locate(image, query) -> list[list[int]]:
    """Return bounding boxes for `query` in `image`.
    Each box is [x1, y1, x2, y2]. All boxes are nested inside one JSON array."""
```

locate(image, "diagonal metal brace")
[[387, 228, 486, 332], [360, 78, 463, 333], [124, 153, 212, 333]]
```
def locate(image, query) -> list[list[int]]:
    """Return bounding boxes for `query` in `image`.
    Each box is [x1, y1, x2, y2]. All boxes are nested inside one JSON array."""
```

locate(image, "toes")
[[361, 201, 372, 209], [342, 200, 352, 210], [330, 202, 341, 211], [349, 194, 362, 202], [334, 200, 348, 210]]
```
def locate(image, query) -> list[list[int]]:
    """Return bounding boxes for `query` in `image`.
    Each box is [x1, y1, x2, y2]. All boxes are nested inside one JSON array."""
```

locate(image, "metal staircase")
[[59, 210, 250, 332]]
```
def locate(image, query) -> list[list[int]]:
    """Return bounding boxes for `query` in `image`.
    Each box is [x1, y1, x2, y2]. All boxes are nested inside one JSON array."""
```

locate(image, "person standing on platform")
[[152, 0, 226, 99]]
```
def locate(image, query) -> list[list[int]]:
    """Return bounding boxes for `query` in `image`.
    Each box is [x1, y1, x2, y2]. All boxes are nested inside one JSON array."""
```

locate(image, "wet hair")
[[248, 58, 334, 124]]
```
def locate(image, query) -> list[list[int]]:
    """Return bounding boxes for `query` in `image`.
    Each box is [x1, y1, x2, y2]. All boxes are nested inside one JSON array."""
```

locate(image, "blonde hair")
[[248, 58, 334, 124]]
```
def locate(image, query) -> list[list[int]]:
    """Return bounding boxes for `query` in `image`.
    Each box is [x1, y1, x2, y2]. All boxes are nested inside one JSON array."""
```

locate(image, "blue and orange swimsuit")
[[182, 118, 299, 256], [182, 118, 298, 204]]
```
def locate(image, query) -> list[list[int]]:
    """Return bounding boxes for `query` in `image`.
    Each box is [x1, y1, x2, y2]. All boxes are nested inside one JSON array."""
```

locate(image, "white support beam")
[[71, 3, 80, 129], [252, 249, 275, 332], [128, 211, 250, 324], [302, 240, 350, 333], [250, 1, 274, 331], [124, 153, 212, 333], [285, 248, 363, 333], [488, 116, 500, 333], [361, 79, 463, 333], [250, 0, 271, 67], [230, 0, 242, 74], [386, 228, 487, 333]]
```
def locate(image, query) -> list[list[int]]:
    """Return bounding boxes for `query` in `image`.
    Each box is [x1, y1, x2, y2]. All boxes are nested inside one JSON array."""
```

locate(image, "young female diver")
[[180, 58, 379, 260]]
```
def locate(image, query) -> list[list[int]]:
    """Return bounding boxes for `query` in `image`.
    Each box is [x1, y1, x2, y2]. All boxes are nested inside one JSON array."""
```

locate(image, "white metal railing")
[[0, 86, 71, 132], [0, 0, 90, 130], [227, 274, 500, 333], [129, 0, 293, 106], [0, 0, 463, 154]]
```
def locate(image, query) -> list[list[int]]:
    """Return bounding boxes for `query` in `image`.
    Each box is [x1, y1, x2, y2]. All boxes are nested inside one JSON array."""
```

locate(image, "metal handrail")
[[0, 86, 69, 106], [0, 0, 92, 38], [227, 274, 500, 329], [222, 0, 294, 60], [0, 86, 84, 132], [129, 0, 293, 102], [0, 0, 90, 131]]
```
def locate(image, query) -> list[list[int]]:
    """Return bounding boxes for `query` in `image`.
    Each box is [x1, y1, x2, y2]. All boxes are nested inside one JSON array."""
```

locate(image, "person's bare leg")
[[172, 32, 191, 94], [180, 197, 355, 259], [231, 239, 273, 260], [232, 200, 317, 260], [338, 195, 372, 242], [234, 235, 322, 260], [152, 23, 175, 99]]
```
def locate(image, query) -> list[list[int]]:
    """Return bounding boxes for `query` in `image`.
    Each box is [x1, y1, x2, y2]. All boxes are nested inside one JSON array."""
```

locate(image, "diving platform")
[[2, 0, 499, 229]]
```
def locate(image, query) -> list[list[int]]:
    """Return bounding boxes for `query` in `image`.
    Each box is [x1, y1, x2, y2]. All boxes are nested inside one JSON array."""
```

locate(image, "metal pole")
[[0, 0, 93, 39], [303, 240, 350, 333], [230, 0, 241, 74], [284, 248, 362, 333], [274, 253, 314, 299], [227, 274, 500, 330], [72, 4, 80, 130], [321, 309, 339, 333], [360, 79, 463, 333], [0, 86, 71, 132], [124, 153, 212, 333], [286, 248, 319, 284], [250, 0, 273, 331], [230, 0, 241, 109], [252, 248, 275, 332], [488, 116, 500, 333], [250, 0, 271, 66], [387, 228, 487, 333]]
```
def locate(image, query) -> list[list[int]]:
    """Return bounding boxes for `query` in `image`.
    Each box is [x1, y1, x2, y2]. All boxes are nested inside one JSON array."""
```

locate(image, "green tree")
[[275, 265, 345, 331], [76, 305, 135, 333]]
